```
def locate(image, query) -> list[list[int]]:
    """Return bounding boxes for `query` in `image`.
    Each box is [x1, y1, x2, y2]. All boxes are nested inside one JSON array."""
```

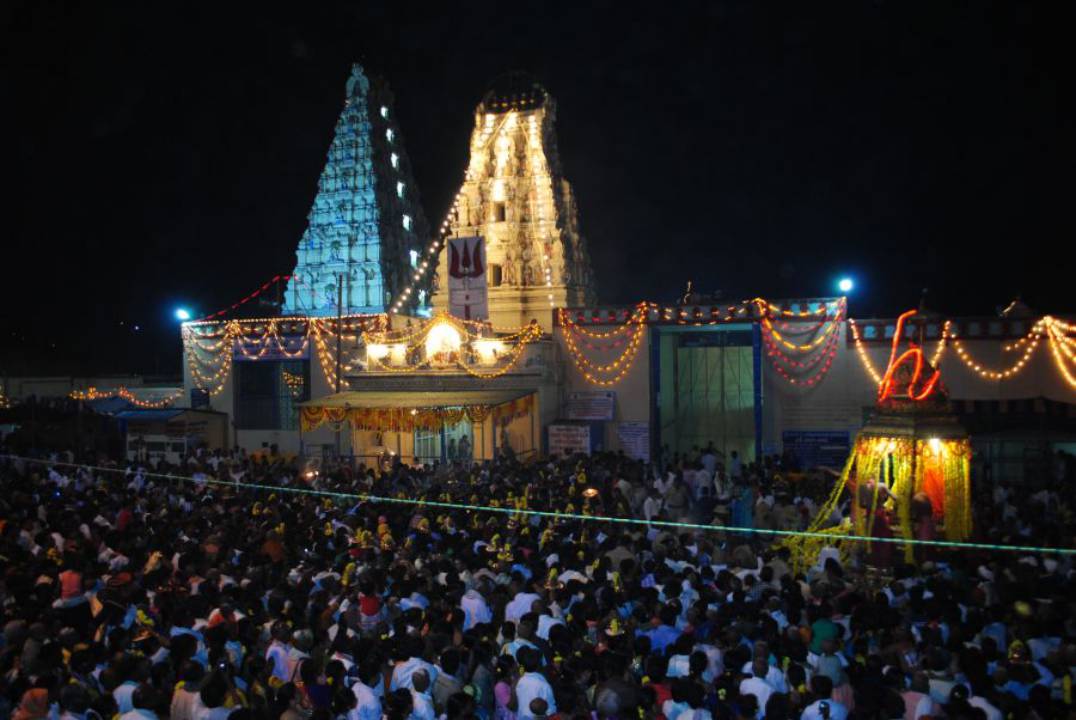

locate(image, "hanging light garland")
[[762, 321, 841, 371], [1043, 317, 1076, 389], [389, 186, 463, 315], [458, 322, 544, 379], [848, 319, 883, 385], [950, 329, 1041, 380], [361, 314, 543, 377], [196, 275, 292, 322], [755, 299, 845, 388], [182, 315, 381, 395], [69, 386, 184, 409], [849, 318, 950, 388], [559, 308, 647, 387]]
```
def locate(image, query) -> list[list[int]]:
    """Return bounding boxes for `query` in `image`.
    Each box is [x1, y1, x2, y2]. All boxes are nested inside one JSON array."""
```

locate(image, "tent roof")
[[302, 389, 531, 410]]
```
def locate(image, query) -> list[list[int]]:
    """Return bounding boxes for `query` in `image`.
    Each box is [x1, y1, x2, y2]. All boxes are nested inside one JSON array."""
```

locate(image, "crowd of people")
[[0, 443, 1073, 720]]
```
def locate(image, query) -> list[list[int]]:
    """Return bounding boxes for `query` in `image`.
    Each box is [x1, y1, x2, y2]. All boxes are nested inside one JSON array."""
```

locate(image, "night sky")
[[3, 2, 1072, 376]]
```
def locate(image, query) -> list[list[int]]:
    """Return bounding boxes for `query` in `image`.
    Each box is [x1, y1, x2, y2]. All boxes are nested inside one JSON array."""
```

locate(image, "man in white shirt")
[[409, 670, 436, 720], [460, 587, 493, 630], [505, 586, 542, 624], [739, 659, 776, 719], [349, 656, 383, 720], [265, 622, 297, 684], [740, 657, 787, 693], [391, 638, 439, 692], [643, 488, 664, 523], [514, 649, 556, 720], [800, 677, 848, 720]]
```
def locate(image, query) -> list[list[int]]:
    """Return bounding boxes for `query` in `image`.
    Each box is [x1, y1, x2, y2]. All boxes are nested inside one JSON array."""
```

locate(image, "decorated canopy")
[[787, 310, 972, 570], [300, 389, 534, 433]]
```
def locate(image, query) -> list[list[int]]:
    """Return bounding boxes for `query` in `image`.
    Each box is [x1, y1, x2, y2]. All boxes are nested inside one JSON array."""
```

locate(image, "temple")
[[282, 64, 431, 316], [167, 64, 1074, 471], [431, 73, 596, 330]]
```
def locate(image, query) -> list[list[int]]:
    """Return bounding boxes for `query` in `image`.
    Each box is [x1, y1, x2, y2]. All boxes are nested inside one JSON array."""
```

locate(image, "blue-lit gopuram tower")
[[282, 64, 431, 316]]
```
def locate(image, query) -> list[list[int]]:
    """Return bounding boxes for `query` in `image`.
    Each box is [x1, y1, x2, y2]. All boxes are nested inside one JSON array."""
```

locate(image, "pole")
[[335, 273, 343, 457]]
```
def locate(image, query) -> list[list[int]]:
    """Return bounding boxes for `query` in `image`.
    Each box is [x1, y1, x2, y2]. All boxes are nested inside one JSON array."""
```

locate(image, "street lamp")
[[837, 277, 854, 294], [174, 308, 192, 322]]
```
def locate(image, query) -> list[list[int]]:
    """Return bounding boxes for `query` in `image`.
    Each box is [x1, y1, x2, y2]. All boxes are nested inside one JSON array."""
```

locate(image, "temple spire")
[[282, 64, 430, 316]]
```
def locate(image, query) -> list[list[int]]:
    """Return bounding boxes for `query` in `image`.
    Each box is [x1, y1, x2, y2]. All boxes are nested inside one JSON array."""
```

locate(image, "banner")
[[617, 421, 650, 462], [566, 391, 615, 420], [781, 430, 850, 469], [548, 424, 590, 458], [448, 236, 488, 320]]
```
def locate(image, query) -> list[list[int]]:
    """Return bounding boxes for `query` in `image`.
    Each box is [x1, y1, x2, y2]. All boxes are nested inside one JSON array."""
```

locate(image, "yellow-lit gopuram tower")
[[432, 73, 596, 330]]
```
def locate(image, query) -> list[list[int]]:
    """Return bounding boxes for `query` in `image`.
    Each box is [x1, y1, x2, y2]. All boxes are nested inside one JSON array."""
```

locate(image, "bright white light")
[[391, 153, 399, 169], [387, 343, 408, 365], [425, 321, 462, 359], [366, 343, 390, 361], [397, 181, 405, 198], [402, 214, 413, 231], [472, 338, 506, 364], [838, 277, 854, 294], [174, 308, 192, 321], [380, 106, 389, 119]]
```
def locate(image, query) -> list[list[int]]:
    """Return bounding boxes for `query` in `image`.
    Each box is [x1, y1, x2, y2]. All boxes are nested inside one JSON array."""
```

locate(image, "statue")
[[502, 249, 518, 286], [363, 267, 376, 307]]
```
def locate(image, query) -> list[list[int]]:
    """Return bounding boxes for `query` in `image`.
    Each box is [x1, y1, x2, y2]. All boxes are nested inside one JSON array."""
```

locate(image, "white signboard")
[[567, 391, 615, 420], [447, 236, 488, 320], [617, 421, 650, 462], [548, 424, 590, 458]]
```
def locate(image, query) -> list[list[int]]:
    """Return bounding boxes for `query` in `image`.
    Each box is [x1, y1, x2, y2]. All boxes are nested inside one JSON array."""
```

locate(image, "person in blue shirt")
[[637, 605, 681, 655]]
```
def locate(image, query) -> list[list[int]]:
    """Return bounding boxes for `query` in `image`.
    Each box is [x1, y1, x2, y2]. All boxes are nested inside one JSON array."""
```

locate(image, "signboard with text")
[[617, 421, 650, 462], [548, 424, 591, 457], [566, 391, 615, 420], [782, 430, 850, 470]]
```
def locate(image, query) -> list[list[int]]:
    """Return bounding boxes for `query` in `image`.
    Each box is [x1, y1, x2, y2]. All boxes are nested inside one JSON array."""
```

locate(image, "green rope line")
[[3, 454, 1073, 556]]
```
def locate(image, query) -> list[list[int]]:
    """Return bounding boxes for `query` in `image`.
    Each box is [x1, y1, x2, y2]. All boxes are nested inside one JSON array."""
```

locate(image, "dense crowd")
[[0, 444, 1073, 720]]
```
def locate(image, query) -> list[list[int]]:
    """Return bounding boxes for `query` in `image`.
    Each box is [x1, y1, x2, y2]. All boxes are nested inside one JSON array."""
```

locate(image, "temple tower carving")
[[432, 73, 596, 329], [282, 64, 431, 316]]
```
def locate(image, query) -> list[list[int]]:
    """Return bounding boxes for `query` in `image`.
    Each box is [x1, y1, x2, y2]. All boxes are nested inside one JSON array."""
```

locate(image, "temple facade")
[[431, 74, 596, 330], [282, 64, 431, 316]]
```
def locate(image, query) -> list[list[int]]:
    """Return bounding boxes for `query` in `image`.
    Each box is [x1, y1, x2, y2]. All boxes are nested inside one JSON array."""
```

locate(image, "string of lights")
[[1044, 318, 1076, 389], [760, 308, 844, 352], [930, 321, 951, 367], [761, 322, 841, 371], [950, 331, 1041, 380], [69, 386, 184, 409], [457, 323, 543, 379], [753, 298, 831, 319], [848, 319, 884, 385], [561, 302, 649, 339], [560, 319, 646, 387], [195, 275, 292, 322]]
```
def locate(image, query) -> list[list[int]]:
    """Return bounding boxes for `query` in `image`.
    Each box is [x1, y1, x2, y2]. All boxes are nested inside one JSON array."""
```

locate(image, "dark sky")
[[2, 2, 1072, 375]]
